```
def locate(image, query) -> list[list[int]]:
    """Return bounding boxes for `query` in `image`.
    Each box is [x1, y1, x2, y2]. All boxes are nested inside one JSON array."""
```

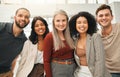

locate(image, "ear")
[[14, 16, 16, 21]]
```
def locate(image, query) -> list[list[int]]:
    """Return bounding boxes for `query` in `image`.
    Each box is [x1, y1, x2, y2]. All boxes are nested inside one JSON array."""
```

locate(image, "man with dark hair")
[[0, 8, 30, 77], [96, 4, 120, 77]]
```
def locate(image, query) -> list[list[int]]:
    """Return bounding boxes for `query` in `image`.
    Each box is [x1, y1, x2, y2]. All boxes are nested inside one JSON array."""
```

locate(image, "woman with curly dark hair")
[[69, 11, 111, 77], [16, 16, 49, 77]]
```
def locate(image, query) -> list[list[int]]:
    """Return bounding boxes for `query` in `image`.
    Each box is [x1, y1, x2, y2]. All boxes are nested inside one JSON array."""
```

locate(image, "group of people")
[[0, 4, 120, 77]]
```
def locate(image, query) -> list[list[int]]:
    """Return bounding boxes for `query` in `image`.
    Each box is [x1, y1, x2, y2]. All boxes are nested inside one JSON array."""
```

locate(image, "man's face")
[[96, 9, 113, 28], [14, 9, 30, 29]]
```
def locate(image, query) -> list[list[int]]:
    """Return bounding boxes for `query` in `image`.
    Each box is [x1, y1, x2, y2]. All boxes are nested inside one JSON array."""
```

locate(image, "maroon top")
[[43, 32, 74, 77]]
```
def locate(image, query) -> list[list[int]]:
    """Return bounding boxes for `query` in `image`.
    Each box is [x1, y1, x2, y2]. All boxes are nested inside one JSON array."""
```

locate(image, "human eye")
[[99, 14, 103, 17], [77, 21, 81, 24], [18, 14, 22, 17], [56, 19, 60, 22], [35, 24, 39, 27]]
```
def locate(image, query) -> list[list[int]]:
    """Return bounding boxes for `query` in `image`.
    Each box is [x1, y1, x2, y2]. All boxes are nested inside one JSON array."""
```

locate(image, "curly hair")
[[69, 11, 97, 39], [29, 16, 49, 44]]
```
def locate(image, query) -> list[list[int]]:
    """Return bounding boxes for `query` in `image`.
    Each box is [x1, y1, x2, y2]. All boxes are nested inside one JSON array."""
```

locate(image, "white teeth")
[[39, 30, 43, 32], [80, 27, 84, 30], [102, 20, 107, 23]]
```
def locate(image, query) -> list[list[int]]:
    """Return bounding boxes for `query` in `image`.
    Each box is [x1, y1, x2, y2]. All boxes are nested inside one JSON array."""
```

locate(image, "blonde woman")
[[43, 10, 76, 77]]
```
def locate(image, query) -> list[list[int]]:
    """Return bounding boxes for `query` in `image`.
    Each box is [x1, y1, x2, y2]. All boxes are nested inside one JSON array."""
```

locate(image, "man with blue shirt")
[[0, 8, 30, 77]]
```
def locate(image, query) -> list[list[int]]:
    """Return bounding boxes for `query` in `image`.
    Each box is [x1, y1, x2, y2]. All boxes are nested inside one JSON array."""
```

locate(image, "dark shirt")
[[0, 22, 27, 73]]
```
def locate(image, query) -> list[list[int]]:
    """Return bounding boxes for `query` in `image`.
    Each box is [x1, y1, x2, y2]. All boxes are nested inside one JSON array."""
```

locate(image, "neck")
[[38, 36, 44, 51], [102, 25, 112, 37], [38, 36, 43, 41], [13, 24, 22, 37], [80, 33, 87, 39], [78, 33, 87, 49]]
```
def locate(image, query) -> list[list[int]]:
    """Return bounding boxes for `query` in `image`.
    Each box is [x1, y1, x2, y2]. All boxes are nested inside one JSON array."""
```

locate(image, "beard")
[[15, 20, 28, 29]]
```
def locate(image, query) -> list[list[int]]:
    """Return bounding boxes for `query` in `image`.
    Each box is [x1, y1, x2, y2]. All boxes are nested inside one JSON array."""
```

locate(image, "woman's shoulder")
[[24, 40, 37, 46], [45, 32, 53, 39], [92, 33, 101, 37], [87, 33, 101, 41], [91, 33, 102, 43], [44, 32, 54, 44]]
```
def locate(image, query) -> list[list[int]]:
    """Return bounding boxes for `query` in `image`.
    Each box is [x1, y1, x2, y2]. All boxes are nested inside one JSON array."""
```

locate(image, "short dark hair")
[[69, 11, 97, 39], [29, 16, 49, 44], [96, 4, 113, 16], [15, 8, 30, 17]]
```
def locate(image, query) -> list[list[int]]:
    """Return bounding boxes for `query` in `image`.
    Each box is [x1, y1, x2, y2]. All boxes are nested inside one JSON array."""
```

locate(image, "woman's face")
[[34, 20, 46, 36], [76, 16, 88, 34], [54, 14, 67, 32]]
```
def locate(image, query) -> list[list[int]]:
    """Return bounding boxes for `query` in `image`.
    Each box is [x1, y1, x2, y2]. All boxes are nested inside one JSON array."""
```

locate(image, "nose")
[[21, 16, 26, 21], [59, 21, 63, 25], [80, 23, 84, 27], [102, 15, 106, 19], [38, 25, 43, 28]]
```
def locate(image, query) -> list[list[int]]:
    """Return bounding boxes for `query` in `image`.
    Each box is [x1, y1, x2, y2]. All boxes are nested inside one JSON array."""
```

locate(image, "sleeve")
[[16, 40, 30, 76], [43, 33, 53, 77], [116, 23, 120, 33], [93, 33, 105, 77]]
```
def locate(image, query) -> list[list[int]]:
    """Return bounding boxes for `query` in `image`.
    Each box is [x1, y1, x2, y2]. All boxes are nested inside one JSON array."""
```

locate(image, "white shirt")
[[35, 50, 43, 64]]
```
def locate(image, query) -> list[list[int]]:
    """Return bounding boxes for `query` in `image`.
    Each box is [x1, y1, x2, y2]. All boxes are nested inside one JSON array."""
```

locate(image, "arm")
[[11, 55, 19, 72], [43, 33, 53, 77], [16, 40, 30, 76], [93, 33, 105, 77]]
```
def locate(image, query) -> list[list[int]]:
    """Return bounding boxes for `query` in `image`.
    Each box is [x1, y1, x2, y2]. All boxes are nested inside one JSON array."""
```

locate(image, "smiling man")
[[96, 4, 120, 77], [0, 8, 30, 77]]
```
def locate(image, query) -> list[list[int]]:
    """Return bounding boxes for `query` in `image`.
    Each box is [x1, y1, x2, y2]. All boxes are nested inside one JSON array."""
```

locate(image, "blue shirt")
[[0, 22, 27, 73]]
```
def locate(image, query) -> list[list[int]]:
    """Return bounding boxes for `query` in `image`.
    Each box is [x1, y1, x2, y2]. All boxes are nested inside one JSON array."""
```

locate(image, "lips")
[[20, 21, 26, 26], [101, 19, 108, 23]]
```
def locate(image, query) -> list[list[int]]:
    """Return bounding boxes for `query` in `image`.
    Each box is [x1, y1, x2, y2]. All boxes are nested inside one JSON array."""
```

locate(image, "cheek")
[[54, 22, 58, 27], [86, 26, 88, 31], [43, 27, 46, 31], [34, 28, 37, 33], [27, 19, 30, 23], [76, 24, 78, 28], [76, 25, 79, 32], [34, 27, 38, 31], [96, 18, 101, 23]]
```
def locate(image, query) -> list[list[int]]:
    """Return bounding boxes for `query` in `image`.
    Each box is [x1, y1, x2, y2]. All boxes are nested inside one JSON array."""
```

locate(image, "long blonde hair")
[[52, 9, 74, 51]]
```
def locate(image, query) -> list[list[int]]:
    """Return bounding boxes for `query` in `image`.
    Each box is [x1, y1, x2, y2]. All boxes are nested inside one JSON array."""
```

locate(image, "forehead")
[[35, 20, 43, 24], [97, 9, 111, 15], [54, 14, 67, 19], [77, 16, 87, 21], [16, 9, 30, 16]]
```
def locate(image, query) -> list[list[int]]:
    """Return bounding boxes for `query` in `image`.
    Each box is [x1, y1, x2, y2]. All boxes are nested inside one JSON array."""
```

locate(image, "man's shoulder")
[[0, 22, 12, 31], [112, 23, 120, 27], [112, 23, 120, 32]]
